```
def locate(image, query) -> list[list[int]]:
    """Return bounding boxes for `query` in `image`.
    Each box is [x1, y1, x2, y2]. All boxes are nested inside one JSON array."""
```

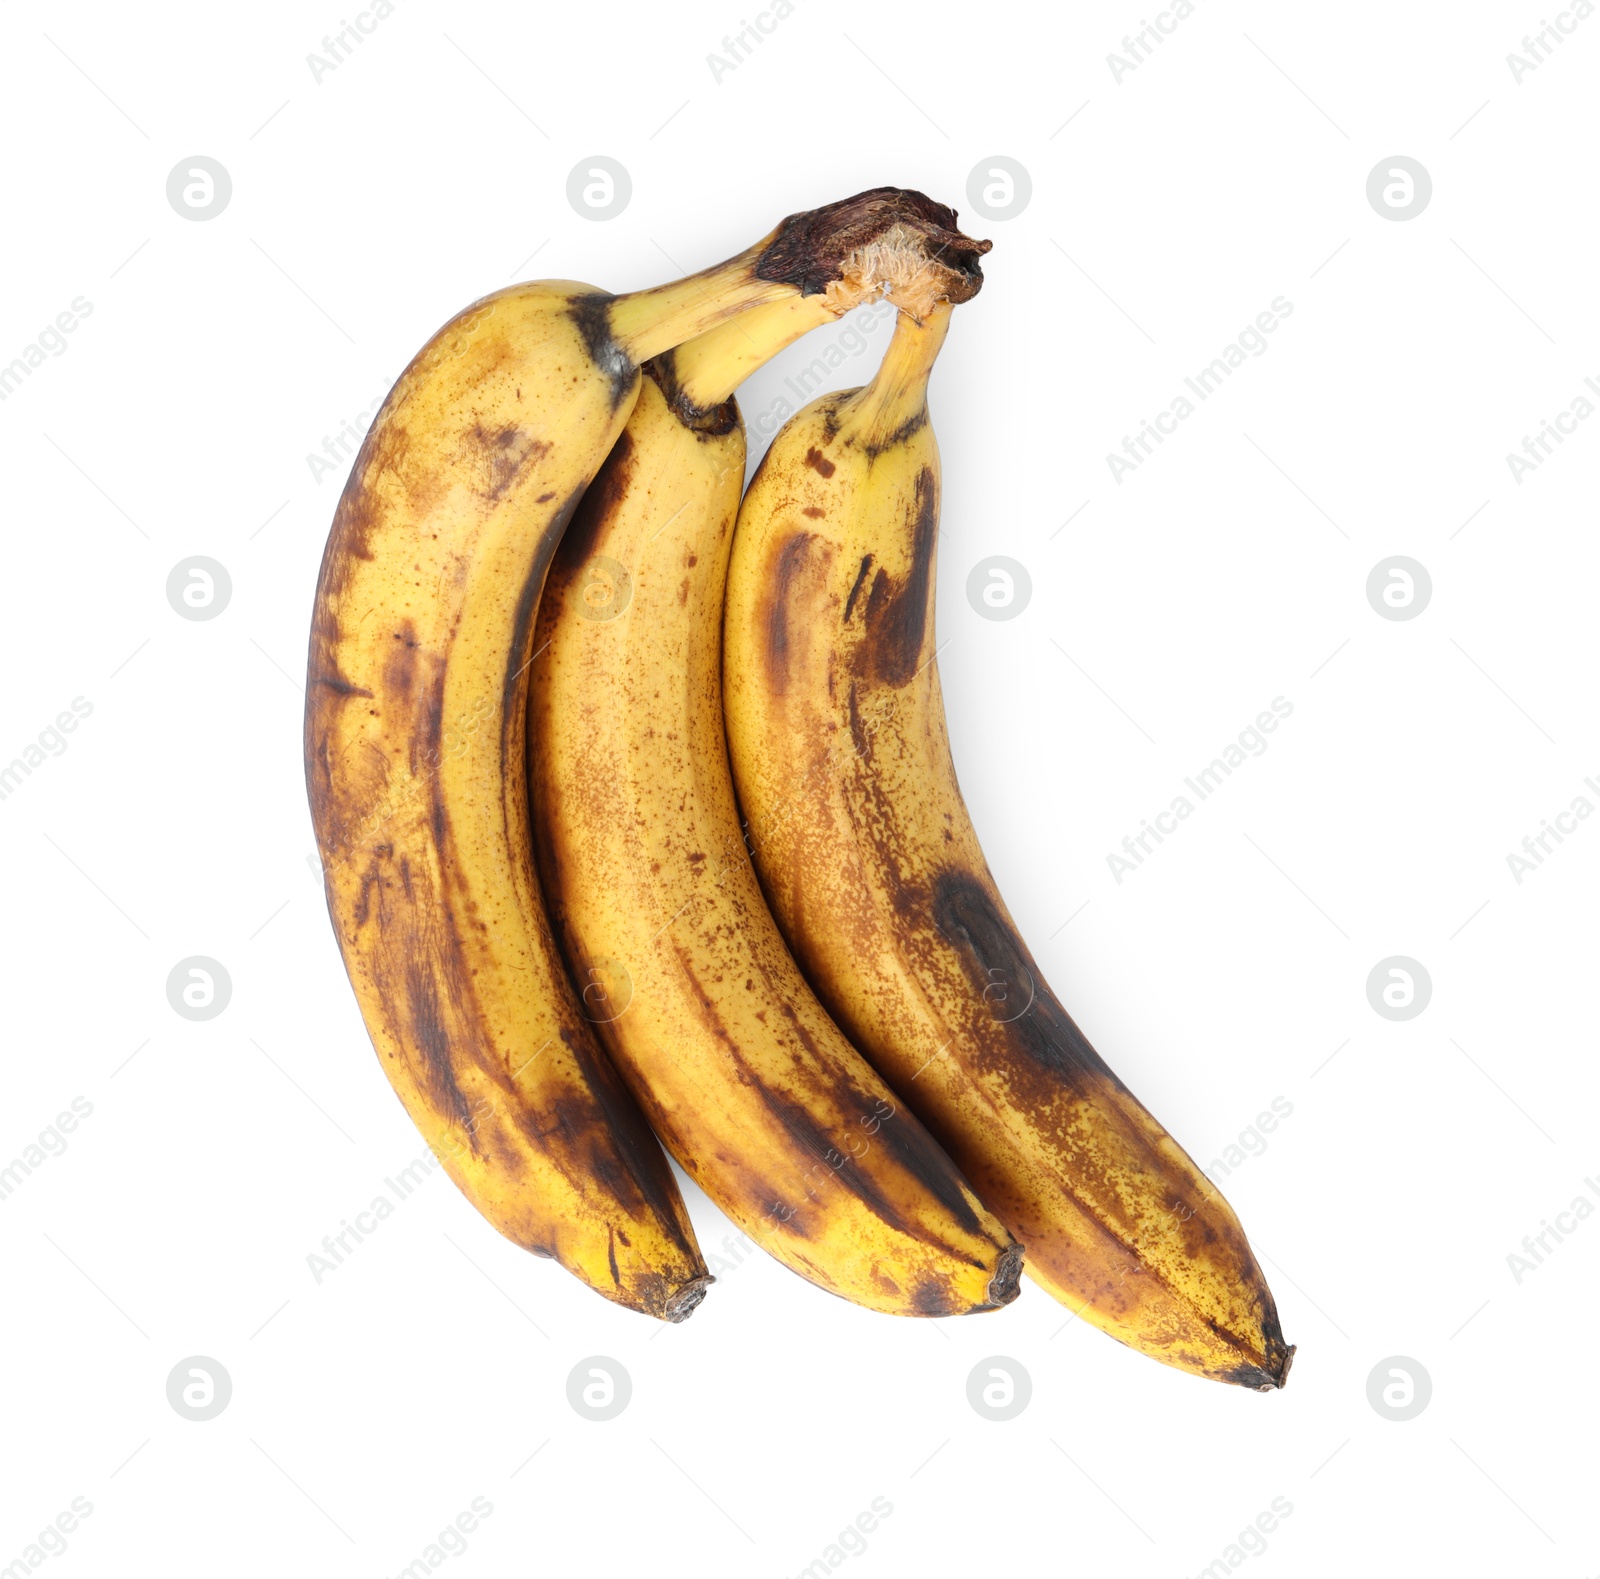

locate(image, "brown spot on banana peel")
[[565, 1027, 703, 1247], [565, 293, 635, 411], [858, 469, 936, 688], [313, 405, 443, 596], [843, 555, 873, 623], [931, 872, 1129, 1098], [643, 353, 740, 437], [351, 854, 382, 930], [748, 1078, 1009, 1317], [777, 995, 992, 1242], [383, 620, 419, 704], [750, 1078, 913, 1240], [858, 409, 929, 463], [556, 430, 636, 574], [465, 422, 552, 502], [400, 945, 477, 1135], [803, 447, 836, 478], [313, 672, 373, 698], [499, 484, 583, 783], [846, 682, 873, 763], [762, 532, 832, 695]]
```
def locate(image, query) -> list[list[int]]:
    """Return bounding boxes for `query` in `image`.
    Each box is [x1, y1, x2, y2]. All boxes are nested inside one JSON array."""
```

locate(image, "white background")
[[2, 1, 1596, 1575]]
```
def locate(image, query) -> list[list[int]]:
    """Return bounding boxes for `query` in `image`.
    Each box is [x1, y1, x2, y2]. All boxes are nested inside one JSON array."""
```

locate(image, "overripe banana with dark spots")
[[305, 189, 988, 1320], [722, 301, 1295, 1383], [527, 278, 1022, 1318]]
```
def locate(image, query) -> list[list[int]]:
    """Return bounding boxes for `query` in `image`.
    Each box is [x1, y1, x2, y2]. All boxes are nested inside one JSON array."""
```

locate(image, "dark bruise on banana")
[[724, 305, 1294, 1386]]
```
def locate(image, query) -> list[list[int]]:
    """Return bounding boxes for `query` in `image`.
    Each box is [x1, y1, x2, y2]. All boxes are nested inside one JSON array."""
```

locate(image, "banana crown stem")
[[838, 299, 953, 447], [668, 294, 842, 409], [607, 187, 989, 369], [609, 244, 799, 366]]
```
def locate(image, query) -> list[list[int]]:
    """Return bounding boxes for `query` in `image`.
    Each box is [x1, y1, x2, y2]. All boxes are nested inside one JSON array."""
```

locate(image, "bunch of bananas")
[[305, 187, 1293, 1388]]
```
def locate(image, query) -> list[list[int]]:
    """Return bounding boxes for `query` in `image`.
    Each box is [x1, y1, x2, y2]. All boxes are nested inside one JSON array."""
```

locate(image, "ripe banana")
[[722, 302, 1295, 1384], [527, 286, 1023, 1317], [306, 189, 983, 1320]]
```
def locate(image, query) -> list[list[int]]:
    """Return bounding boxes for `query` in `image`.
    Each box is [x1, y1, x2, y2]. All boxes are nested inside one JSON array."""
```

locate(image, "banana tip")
[[1269, 1343, 1296, 1391], [1246, 1343, 1296, 1392], [663, 1274, 715, 1324], [1221, 1340, 1296, 1392], [981, 1242, 1026, 1311]]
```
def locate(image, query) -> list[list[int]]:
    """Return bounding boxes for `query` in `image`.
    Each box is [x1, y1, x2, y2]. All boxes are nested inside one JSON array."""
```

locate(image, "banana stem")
[[839, 299, 953, 448], [665, 295, 843, 409], [609, 239, 800, 366]]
